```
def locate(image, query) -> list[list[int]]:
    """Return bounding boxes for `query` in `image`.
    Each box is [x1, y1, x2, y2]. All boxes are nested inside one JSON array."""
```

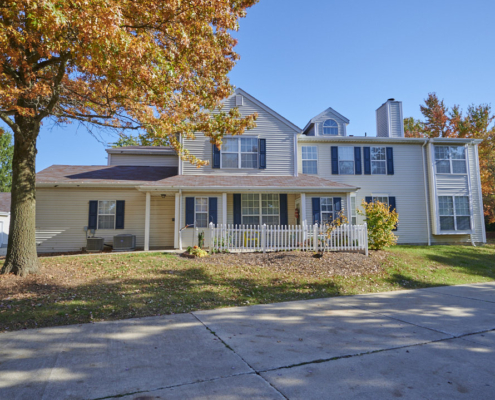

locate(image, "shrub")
[[358, 200, 399, 250], [186, 245, 209, 258]]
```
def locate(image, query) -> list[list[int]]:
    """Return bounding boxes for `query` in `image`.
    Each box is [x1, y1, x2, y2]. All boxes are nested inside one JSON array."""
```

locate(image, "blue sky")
[[23, 0, 495, 170]]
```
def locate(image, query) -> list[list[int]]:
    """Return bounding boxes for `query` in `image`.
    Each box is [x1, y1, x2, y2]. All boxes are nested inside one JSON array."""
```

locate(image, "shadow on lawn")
[[0, 265, 343, 332]]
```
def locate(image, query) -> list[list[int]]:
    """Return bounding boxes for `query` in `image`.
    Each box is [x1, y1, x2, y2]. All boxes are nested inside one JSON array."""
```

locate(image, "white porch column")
[[174, 193, 180, 248], [144, 192, 151, 251], [346, 193, 351, 222], [300, 193, 307, 225], [222, 193, 227, 225]]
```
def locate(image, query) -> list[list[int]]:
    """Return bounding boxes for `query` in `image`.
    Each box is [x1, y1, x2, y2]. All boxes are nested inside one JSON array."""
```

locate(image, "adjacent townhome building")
[[34, 89, 486, 252]]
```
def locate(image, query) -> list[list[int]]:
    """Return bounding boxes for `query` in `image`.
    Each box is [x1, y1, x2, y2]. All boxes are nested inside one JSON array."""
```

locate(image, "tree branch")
[[0, 111, 20, 135]]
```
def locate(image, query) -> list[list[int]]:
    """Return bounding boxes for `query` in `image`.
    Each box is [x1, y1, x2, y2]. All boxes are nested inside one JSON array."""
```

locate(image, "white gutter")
[[136, 186, 360, 193], [298, 135, 483, 145], [422, 139, 431, 246]]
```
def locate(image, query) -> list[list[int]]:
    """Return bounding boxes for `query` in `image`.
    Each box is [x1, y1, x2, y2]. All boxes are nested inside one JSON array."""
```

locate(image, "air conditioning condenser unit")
[[113, 234, 136, 251], [86, 237, 104, 252]]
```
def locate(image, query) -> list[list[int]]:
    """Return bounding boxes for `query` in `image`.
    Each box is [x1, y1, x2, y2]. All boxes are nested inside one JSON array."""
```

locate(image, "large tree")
[[0, 127, 14, 192], [405, 93, 495, 224], [0, 0, 258, 276]]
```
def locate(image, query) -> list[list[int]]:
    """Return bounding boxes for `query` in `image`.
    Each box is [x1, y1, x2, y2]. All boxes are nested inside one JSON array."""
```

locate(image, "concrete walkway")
[[1, 283, 495, 400]]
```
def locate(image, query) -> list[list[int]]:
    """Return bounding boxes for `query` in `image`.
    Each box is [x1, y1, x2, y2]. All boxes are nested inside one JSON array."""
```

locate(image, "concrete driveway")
[[1, 282, 494, 400]]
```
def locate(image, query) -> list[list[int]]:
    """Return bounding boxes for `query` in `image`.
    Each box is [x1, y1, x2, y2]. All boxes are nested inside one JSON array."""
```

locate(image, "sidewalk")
[[1, 282, 494, 399]]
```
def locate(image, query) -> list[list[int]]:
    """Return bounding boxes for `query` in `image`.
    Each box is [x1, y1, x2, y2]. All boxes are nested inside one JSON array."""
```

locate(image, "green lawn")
[[1, 244, 494, 332]]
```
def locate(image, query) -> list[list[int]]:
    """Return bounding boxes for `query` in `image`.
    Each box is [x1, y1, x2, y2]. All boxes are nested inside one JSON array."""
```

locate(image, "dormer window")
[[323, 119, 338, 135]]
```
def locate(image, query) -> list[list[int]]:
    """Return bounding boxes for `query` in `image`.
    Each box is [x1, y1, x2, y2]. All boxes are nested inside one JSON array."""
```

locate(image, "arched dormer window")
[[323, 119, 339, 135]]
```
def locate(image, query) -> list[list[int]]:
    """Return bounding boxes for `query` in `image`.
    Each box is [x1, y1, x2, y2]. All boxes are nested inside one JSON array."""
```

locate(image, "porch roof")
[[138, 174, 359, 192], [36, 165, 358, 192]]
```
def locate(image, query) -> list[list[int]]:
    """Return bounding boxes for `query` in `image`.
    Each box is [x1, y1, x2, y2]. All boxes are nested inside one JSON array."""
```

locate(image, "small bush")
[[186, 245, 209, 258], [358, 200, 399, 250]]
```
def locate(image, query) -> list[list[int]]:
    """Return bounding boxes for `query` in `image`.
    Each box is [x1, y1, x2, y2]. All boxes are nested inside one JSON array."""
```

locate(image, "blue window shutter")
[[185, 197, 195, 228], [333, 198, 342, 216], [331, 146, 339, 174], [115, 200, 125, 229], [365, 196, 373, 204], [259, 139, 266, 169], [354, 147, 362, 174], [233, 194, 241, 226], [388, 196, 398, 231], [88, 201, 98, 229], [279, 194, 288, 226], [208, 197, 218, 225], [212, 144, 220, 169], [386, 147, 394, 175], [363, 147, 371, 175], [312, 197, 321, 224]]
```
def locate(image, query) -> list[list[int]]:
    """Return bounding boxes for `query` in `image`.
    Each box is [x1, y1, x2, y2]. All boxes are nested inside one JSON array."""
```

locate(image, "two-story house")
[[34, 89, 486, 252]]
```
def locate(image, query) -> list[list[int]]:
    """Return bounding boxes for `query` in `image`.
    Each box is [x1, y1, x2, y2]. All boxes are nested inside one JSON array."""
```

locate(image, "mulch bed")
[[193, 250, 387, 278]]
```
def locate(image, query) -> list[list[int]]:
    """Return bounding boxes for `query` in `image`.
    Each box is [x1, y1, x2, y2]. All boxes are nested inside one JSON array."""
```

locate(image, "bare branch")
[[0, 111, 20, 135]]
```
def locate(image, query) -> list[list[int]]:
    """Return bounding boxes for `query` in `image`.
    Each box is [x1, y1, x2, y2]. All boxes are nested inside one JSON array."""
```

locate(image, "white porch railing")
[[206, 222, 368, 255]]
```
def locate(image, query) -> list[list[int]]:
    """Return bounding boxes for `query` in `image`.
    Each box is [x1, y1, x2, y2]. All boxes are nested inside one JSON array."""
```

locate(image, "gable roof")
[[231, 88, 301, 133], [302, 107, 350, 135], [0, 192, 10, 213]]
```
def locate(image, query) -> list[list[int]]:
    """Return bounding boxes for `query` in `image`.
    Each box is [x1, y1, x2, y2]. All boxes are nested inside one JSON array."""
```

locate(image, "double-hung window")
[[338, 146, 354, 174], [241, 194, 280, 226], [372, 196, 389, 205], [321, 197, 334, 224], [98, 201, 116, 229], [302, 146, 318, 174], [434, 146, 467, 174], [195, 197, 208, 228], [221, 137, 258, 169], [438, 196, 471, 231], [371, 147, 386, 174]]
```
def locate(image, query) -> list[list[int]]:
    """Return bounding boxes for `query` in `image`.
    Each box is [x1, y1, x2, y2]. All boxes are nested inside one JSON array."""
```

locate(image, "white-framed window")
[[372, 196, 389, 205], [323, 119, 338, 135], [339, 146, 354, 174], [195, 197, 208, 228], [438, 196, 471, 231], [434, 146, 467, 174], [321, 197, 334, 225], [302, 146, 318, 174], [98, 200, 116, 229], [241, 193, 280, 226], [371, 147, 386, 174], [221, 137, 258, 169], [350, 195, 357, 225]]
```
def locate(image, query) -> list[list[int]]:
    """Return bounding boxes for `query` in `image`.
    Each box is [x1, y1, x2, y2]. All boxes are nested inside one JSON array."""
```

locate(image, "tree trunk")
[[1, 118, 40, 276]]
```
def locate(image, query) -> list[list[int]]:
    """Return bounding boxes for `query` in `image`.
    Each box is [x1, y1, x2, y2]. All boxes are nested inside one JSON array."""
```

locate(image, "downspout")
[[179, 189, 183, 250], [422, 139, 431, 246]]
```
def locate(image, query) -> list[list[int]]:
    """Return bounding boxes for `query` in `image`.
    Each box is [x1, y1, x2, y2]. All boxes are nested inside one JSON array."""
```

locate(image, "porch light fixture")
[[161, 194, 167, 198]]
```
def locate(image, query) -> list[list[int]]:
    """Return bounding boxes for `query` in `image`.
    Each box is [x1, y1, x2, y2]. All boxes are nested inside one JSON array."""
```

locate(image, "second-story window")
[[371, 147, 386, 174], [323, 119, 338, 135], [338, 146, 355, 174], [302, 146, 318, 174], [221, 137, 258, 169], [434, 146, 467, 174]]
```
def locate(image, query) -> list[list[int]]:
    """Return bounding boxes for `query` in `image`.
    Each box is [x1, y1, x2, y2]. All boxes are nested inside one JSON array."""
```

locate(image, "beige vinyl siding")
[[182, 95, 295, 176], [298, 142, 429, 244], [36, 188, 175, 252], [110, 154, 178, 167]]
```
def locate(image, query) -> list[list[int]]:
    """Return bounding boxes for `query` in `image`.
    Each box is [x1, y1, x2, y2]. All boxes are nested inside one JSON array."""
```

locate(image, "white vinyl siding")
[[298, 143, 428, 244], [181, 94, 296, 176], [109, 154, 178, 167]]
